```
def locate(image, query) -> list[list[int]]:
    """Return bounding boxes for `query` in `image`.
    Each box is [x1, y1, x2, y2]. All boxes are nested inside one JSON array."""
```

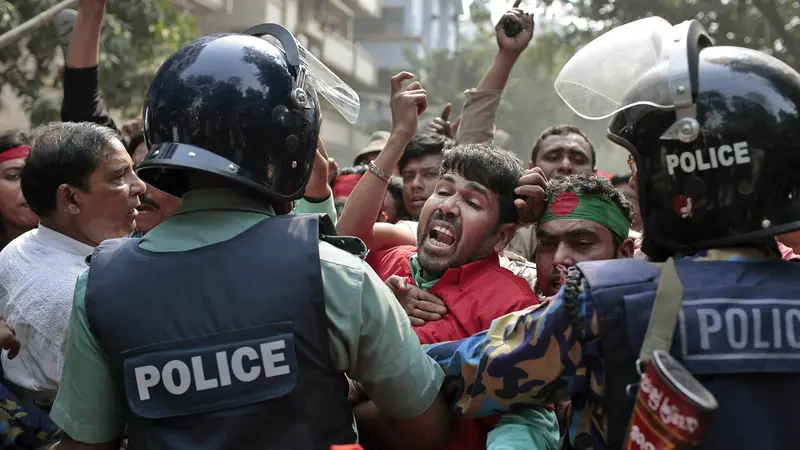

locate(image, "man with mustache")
[[340, 72, 557, 450], [0, 121, 145, 405], [536, 172, 635, 299], [504, 125, 597, 262]]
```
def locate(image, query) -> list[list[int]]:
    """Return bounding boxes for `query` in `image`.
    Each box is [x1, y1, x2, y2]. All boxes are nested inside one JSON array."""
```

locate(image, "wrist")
[[387, 130, 414, 147], [495, 51, 521, 66]]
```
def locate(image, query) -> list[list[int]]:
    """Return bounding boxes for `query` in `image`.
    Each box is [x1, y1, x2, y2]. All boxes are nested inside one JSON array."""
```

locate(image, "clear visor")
[[554, 16, 678, 121], [263, 36, 361, 124]]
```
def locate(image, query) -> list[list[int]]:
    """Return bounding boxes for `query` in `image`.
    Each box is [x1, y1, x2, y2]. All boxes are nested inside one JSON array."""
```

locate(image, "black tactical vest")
[[85, 214, 356, 450], [574, 257, 800, 450]]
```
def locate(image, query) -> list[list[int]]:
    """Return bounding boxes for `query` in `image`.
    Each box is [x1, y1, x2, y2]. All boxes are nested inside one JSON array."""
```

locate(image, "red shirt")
[[367, 245, 541, 450]]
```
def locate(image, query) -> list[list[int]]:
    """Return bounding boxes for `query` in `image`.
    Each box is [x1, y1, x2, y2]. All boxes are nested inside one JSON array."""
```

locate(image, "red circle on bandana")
[[550, 191, 579, 216]]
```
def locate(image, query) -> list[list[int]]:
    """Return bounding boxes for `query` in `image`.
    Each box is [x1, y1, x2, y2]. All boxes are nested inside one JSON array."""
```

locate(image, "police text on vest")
[[679, 300, 800, 368], [134, 340, 290, 401], [665, 141, 751, 176]]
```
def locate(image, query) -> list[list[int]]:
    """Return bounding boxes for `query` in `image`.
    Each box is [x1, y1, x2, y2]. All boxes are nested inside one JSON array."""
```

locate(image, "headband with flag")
[[540, 191, 630, 239]]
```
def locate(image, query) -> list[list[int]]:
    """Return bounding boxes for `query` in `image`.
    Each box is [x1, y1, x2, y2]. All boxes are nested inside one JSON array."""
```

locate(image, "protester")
[[337, 69, 555, 450], [398, 133, 454, 221], [0, 131, 38, 249], [536, 172, 635, 297], [0, 121, 144, 404]]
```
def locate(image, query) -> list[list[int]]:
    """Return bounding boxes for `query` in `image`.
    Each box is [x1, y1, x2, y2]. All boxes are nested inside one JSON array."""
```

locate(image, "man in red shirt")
[[364, 143, 558, 450], [367, 143, 538, 341], [341, 70, 556, 449]]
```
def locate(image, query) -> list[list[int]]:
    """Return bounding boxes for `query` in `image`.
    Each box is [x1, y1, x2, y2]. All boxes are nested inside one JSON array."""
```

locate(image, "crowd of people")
[[0, 0, 799, 449]]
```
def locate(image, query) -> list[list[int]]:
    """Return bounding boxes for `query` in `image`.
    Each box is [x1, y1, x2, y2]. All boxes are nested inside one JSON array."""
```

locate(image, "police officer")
[[49, 26, 451, 450], [419, 16, 800, 450]]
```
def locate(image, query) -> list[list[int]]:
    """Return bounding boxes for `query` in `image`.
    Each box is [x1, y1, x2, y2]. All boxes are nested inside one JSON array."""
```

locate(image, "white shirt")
[[0, 225, 94, 392]]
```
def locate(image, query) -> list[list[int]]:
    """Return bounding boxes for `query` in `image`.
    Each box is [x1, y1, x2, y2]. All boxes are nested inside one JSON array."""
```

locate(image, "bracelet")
[[368, 161, 391, 183]]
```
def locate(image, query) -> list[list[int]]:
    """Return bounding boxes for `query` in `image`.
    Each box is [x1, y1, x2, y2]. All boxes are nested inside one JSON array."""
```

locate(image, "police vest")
[[576, 257, 800, 450], [85, 214, 356, 450]]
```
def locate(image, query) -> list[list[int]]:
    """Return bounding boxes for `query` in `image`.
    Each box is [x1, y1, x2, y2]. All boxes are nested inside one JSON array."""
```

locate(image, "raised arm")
[[336, 72, 425, 248]]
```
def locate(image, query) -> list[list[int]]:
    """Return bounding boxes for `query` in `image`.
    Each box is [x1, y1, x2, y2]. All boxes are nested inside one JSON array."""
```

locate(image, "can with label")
[[624, 349, 718, 450]]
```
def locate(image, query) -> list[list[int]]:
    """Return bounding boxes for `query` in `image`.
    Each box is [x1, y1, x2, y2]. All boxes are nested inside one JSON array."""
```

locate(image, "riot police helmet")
[[555, 17, 800, 258], [138, 24, 360, 202]]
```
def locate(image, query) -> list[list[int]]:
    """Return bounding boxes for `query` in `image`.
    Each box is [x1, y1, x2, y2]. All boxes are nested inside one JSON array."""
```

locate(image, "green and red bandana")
[[540, 191, 630, 239]]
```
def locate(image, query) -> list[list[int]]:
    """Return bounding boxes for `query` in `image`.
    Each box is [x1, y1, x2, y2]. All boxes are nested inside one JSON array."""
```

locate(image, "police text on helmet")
[[134, 340, 290, 401], [665, 142, 751, 176]]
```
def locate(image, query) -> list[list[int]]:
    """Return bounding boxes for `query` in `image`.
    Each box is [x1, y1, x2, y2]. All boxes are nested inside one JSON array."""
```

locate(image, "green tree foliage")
[[0, 0, 198, 125]]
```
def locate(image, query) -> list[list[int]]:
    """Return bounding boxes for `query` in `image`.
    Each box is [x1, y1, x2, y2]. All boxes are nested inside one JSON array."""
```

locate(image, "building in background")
[[355, 0, 463, 130], [197, 0, 382, 164]]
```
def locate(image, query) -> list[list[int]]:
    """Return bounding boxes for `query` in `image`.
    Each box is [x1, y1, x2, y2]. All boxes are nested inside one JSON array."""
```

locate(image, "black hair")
[[544, 172, 635, 253], [21, 122, 121, 218], [531, 124, 596, 169], [0, 130, 30, 153], [126, 131, 145, 157], [398, 133, 454, 172], [544, 172, 635, 225], [439, 143, 523, 226], [336, 164, 369, 176], [610, 174, 631, 187], [386, 176, 409, 220]]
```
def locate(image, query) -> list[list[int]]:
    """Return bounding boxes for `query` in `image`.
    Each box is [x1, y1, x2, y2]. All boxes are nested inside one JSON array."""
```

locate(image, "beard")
[[417, 212, 497, 278]]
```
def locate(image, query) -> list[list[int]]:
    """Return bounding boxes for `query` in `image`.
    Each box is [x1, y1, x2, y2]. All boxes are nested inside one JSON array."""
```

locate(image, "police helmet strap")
[[243, 23, 311, 111], [659, 20, 713, 144]]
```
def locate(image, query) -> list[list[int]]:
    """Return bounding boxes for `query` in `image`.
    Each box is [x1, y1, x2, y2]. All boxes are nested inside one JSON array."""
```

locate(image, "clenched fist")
[[390, 72, 428, 140]]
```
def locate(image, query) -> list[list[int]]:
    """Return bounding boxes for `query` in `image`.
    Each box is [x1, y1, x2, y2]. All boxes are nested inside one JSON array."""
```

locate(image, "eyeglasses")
[[627, 155, 637, 176]]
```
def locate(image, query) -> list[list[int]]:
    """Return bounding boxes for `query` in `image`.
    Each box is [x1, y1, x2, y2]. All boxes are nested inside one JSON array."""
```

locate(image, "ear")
[[57, 184, 82, 216], [617, 237, 636, 259], [492, 222, 518, 253]]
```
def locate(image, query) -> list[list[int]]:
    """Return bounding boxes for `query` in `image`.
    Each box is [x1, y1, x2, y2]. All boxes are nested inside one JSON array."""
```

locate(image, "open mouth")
[[137, 204, 156, 213], [427, 224, 457, 249]]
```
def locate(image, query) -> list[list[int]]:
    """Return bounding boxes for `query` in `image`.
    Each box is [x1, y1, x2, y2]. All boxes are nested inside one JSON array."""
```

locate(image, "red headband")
[[332, 173, 363, 198], [0, 145, 30, 163]]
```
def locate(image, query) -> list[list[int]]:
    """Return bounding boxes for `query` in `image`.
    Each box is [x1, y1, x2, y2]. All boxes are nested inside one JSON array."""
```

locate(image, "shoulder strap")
[[638, 257, 684, 364]]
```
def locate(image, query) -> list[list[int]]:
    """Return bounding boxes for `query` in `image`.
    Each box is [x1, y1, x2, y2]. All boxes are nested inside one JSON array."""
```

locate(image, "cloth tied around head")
[[0, 145, 31, 163], [540, 191, 630, 239]]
